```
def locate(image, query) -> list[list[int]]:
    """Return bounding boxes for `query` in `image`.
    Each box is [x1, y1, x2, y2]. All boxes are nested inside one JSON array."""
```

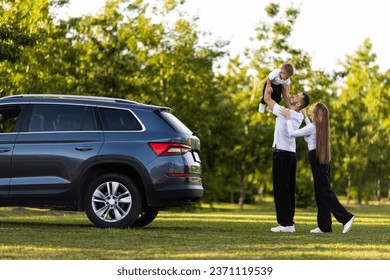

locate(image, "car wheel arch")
[[75, 158, 153, 211]]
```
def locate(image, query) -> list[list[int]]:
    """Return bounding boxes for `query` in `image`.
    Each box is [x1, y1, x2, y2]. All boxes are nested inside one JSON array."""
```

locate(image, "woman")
[[280, 103, 355, 233]]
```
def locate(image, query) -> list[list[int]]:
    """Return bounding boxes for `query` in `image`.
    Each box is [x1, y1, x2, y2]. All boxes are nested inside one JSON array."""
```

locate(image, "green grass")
[[0, 201, 389, 260]]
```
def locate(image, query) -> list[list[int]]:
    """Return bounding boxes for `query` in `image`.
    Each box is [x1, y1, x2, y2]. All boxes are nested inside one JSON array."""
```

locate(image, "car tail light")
[[166, 172, 188, 177], [148, 142, 192, 156]]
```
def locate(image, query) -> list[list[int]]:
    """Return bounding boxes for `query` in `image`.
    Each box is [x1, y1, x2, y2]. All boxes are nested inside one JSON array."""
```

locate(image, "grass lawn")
[[0, 200, 389, 260]]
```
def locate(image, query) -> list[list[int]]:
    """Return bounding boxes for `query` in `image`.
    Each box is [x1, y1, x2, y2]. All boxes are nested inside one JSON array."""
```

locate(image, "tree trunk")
[[230, 186, 235, 204], [357, 176, 363, 205], [346, 175, 351, 204], [388, 181, 390, 201], [376, 179, 381, 203], [239, 162, 246, 211]]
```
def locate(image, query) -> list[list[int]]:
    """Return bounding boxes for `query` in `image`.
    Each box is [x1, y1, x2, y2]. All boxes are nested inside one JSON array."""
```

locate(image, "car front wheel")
[[85, 174, 141, 228]]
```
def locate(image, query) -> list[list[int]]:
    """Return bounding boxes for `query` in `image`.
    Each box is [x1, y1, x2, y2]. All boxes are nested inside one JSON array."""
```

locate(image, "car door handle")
[[75, 146, 94, 151], [0, 148, 11, 153]]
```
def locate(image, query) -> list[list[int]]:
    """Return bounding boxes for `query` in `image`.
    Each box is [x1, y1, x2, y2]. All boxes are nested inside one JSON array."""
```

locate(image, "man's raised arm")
[[264, 83, 277, 111], [282, 84, 291, 105]]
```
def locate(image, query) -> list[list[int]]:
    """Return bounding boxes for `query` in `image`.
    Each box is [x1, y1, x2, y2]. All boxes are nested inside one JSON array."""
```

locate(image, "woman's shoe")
[[342, 216, 355, 234], [310, 227, 324, 233]]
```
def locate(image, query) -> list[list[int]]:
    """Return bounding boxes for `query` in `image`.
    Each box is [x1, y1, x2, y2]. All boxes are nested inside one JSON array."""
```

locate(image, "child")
[[258, 63, 294, 113]]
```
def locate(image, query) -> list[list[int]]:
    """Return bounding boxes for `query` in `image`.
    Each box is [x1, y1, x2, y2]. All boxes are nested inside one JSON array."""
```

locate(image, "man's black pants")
[[272, 150, 296, 226]]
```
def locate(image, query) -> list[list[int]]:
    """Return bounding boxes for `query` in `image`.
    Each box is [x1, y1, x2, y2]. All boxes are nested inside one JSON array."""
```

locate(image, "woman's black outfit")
[[308, 150, 354, 232]]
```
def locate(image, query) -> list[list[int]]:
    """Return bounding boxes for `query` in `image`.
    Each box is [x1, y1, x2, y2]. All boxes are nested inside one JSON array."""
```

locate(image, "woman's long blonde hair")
[[313, 103, 331, 164]]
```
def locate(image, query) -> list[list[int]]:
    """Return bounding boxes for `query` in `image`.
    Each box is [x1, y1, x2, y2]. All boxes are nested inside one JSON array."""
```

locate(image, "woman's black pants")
[[308, 150, 353, 232]]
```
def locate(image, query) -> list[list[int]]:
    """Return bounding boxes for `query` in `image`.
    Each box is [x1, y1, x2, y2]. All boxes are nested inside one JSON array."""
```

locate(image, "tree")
[[0, 0, 54, 63], [333, 39, 390, 204], [223, 2, 337, 207], [0, 0, 70, 96]]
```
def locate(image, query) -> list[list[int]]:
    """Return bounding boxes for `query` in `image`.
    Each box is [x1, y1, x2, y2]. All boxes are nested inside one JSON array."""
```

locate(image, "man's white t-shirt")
[[272, 103, 304, 152], [268, 69, 291, 86]]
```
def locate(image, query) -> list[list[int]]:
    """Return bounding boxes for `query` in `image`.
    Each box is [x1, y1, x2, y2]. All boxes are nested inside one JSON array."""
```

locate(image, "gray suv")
[[0, 95, 203, 228]]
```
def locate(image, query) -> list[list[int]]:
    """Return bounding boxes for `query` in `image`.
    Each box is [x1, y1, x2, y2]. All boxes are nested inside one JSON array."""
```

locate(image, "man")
[[263, 86, 310, 232]]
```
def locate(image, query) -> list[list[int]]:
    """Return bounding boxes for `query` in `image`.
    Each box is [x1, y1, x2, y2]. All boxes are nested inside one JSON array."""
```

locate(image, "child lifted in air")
[[259, 63, 294, 113]]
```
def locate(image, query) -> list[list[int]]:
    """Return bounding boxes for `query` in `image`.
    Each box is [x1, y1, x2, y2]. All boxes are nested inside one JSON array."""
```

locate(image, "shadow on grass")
[[0, 220, 92, 228], [0, 204, 388, 259]]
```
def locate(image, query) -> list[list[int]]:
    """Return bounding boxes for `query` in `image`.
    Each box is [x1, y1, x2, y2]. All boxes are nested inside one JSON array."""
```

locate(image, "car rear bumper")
[[146, 183, 204, 208]]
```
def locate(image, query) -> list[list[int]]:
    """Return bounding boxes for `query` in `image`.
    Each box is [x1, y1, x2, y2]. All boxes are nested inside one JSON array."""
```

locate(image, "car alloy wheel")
[[85, 174, 141, 228], [91, 181, 132, 223]]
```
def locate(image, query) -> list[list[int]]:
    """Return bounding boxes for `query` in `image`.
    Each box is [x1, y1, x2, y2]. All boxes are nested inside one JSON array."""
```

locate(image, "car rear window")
[[99, 107, 142, 131], [160, 111, 192, 134]]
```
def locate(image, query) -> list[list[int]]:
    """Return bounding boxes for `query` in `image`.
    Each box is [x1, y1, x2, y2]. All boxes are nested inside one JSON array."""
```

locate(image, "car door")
[[10, 103, 104, 205], [0, 105, 25, 197]]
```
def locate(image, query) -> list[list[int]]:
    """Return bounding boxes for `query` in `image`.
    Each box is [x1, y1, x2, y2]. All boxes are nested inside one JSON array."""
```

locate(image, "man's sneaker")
[[258, 103, 266, 113], [342, 216, 355, 234], [270, 225, 295, 233], [310, 227, 324, 233]]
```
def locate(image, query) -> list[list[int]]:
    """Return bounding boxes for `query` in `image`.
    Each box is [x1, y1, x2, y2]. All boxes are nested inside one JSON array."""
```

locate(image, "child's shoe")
[[258, 103, 265, 113]]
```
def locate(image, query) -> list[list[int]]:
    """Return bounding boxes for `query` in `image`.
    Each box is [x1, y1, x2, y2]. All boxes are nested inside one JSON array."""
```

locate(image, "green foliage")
[[0, 0, 51, 63], [265, 2, 279, 17], [0, 0, 389, 206], [332, 39, 390, 204]]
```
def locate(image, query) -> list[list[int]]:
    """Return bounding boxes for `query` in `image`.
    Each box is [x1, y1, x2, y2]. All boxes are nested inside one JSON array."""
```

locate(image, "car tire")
[[85, 174, 141, 228], [131, 210, 159, 228]]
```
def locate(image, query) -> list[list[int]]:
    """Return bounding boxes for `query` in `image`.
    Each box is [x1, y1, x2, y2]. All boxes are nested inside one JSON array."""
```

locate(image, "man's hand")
[[301, 108, 307, 118]]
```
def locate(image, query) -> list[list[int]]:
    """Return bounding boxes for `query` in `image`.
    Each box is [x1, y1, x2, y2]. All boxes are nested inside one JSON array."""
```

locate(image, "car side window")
[[99, 107, 142, 131], [0, 106, 22, 133], [27, 104, 97, 132]]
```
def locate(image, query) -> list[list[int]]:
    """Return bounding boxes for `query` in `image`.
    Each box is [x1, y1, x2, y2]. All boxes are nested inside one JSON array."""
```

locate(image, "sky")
[[62, 0, 390, 73]]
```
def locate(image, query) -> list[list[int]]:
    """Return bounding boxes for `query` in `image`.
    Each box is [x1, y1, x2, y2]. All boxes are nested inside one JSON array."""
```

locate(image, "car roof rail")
[[1, 94, 172, 111], [2, 94, 141, 104]]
